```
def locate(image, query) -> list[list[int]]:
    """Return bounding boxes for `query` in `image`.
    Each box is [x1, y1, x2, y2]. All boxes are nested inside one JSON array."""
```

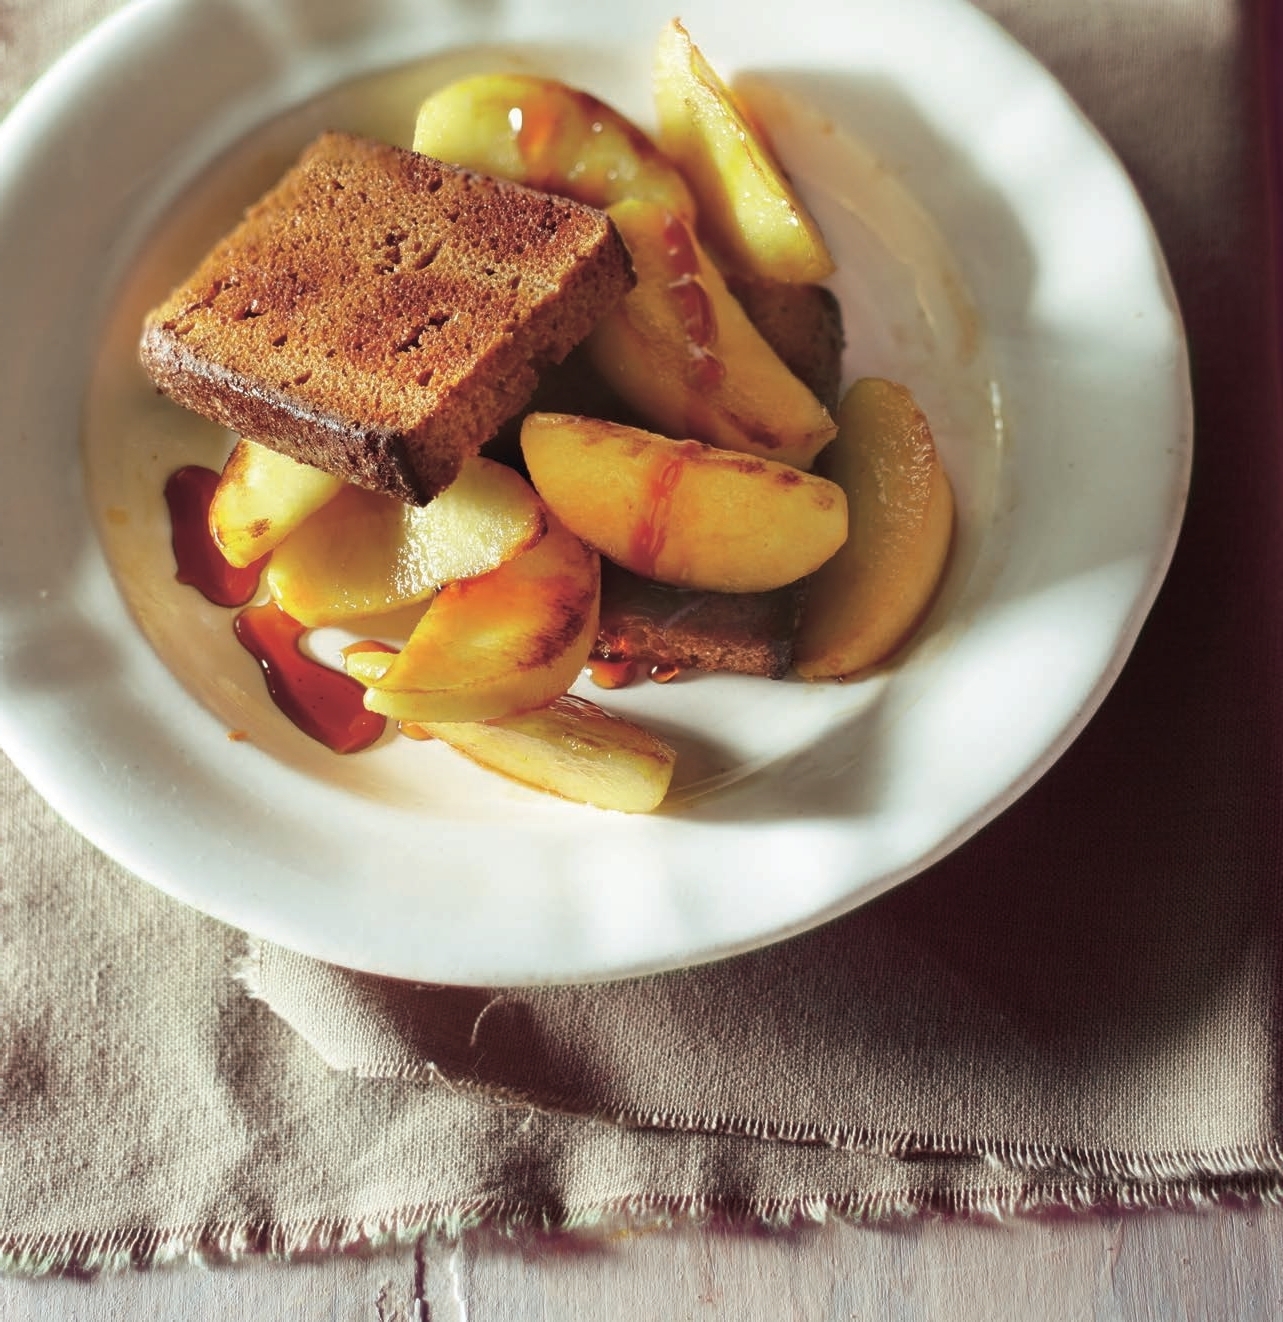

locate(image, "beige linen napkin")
[[4, 0, 1282, 1275]]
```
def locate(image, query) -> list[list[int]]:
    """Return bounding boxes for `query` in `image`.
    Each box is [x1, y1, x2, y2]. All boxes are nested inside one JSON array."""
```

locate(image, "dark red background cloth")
[[900, 0, 1283, 1081]]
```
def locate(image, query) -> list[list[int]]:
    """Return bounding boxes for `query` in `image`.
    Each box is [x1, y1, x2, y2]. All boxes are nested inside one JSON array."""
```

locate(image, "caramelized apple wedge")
[[653, 20, 834, 283], [412, 74, 696, 221], [266, 458, 546, 627], [794, 379, 954, 678], [403, 694, 676, 813], [725, 276, 845, 414], [521, 413, 847, 593], [586, 200, 836, 468], [350, 517, 600, 724], [209, 438, 345, 568]]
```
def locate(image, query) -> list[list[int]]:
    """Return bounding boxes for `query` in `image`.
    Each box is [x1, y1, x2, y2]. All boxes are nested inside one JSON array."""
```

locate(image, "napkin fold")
[[4, 0, 1283, 1277], [248, 801, 1283, 1176]]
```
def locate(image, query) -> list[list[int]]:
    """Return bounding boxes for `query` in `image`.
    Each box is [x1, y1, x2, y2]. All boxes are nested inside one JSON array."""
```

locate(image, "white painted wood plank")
[[0, 1241, 455, 1321], [1, 1204, 1282, 1317], [449, 1207, 1283, 1322]]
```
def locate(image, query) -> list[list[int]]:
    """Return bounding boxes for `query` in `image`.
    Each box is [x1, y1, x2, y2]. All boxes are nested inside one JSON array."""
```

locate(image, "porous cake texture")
[[140, 132, 635, 504]]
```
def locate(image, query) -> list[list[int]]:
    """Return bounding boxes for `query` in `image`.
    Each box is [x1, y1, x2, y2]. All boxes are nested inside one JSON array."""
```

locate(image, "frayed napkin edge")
[[5, 1175, 1283, 1278], [12, 944, 1283, 1277], [235, 938, 1283, 1191]]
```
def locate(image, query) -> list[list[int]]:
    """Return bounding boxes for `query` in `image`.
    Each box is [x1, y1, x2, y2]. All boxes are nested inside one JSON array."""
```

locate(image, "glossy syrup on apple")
[[627, 454, 683, 580], [513, 89, 564, 190], [660, 212, 725, 391]]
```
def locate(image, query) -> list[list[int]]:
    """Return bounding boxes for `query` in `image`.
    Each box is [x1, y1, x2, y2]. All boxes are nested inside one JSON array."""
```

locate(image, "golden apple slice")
[[586, 200, 836, 469], [653, 20, 834, 283], [353, 518, 600, 723], [412, 74, 696, 220], [725, 275, 844, 413], [266, 458, 546, 627], [344, 649, 397, 686], [793, 379, 954, 678], [402, 694, 676, 813], [521, 413, 847, 593], [208, 438, 345, 568]]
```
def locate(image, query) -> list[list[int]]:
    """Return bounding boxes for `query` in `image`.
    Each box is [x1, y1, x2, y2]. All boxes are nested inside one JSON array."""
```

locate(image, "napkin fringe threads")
[[352, 1055, 1283, 1192], [5, 1168, 1283, 1276]]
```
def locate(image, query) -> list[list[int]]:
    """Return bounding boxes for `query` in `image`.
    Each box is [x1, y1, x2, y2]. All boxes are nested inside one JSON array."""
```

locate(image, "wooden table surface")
[[2, 1207, 1282, 1317], [4, 2, 1280, 1316]]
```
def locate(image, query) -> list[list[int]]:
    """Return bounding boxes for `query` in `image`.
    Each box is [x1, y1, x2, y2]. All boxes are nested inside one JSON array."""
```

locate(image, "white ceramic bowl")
[[0, 0, 1191, 983]]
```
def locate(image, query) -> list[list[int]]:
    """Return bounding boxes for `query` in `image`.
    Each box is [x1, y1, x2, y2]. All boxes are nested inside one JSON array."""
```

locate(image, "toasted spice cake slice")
[[140, 132, 635, 505]]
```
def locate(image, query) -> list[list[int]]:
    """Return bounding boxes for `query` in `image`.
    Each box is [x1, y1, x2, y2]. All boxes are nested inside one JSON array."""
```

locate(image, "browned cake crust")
[[140, 132, 635, 504], [595, 562, 806, 680]]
